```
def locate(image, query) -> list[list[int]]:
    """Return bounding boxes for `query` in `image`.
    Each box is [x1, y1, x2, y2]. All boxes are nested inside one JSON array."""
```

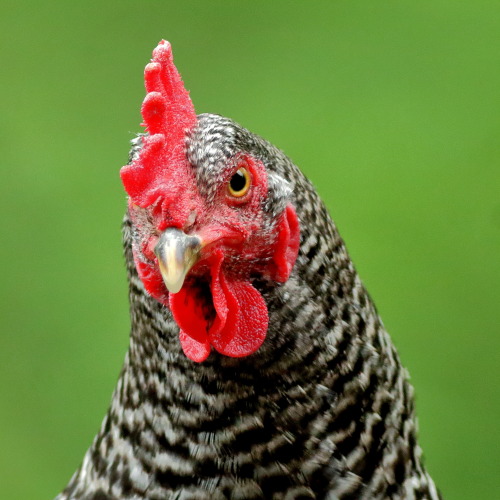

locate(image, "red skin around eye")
[[121, 41, 301, 362]]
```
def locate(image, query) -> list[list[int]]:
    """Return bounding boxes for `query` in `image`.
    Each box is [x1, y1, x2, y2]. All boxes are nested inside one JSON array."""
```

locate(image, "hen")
[[57, 41, 440, 499]]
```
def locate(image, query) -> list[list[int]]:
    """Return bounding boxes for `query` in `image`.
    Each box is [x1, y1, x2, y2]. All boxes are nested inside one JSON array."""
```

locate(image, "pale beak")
[[154, 228, 202, 294]]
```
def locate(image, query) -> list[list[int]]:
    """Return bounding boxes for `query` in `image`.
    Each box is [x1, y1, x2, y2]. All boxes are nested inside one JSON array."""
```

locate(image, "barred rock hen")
[[57, 41, 440, 500]]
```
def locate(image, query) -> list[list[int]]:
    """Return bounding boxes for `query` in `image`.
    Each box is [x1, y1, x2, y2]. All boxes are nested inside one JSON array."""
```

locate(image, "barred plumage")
[[57, 112, 439, 499]]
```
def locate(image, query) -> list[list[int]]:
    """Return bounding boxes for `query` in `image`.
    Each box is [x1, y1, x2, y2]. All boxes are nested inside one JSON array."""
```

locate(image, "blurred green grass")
[[1, 1, 499, 498]]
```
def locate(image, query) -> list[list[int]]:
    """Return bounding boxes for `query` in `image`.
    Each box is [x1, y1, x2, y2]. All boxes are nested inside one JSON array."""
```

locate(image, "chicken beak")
[[154, 228, 202, 294]]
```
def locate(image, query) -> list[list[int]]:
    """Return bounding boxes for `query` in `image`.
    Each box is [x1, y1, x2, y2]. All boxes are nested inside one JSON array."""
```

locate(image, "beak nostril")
[[185, 210, 198, 232]]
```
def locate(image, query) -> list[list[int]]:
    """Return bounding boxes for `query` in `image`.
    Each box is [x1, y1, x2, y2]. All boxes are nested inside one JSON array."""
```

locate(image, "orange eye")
[[228, 167, 251, 198]]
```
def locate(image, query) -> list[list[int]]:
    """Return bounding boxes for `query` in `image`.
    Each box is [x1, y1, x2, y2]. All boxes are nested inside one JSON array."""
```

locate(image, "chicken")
[[56, 40, 440, 500]]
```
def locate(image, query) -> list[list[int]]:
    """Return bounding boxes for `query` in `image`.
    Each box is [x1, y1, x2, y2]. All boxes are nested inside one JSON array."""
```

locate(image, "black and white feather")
[[57, 114, 440, 500]]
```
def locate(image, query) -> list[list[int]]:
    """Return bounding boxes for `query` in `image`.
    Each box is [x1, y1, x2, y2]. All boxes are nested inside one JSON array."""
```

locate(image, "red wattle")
[[208, 249, 268, 358], [178, 330, 211, 363], [168, 249, 269, 362], [169, 286, 210, 345], [209, 275, 268, 358]]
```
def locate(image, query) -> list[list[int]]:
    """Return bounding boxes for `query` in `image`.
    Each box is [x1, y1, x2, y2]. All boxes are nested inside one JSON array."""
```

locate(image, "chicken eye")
[[228, 167, 251, 198]]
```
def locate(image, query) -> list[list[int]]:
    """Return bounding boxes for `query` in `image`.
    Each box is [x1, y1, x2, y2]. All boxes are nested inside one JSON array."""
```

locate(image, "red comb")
[[120, 40, 197, 208]]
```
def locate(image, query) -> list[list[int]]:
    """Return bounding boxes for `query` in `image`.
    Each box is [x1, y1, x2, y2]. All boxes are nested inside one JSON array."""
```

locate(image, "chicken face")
[[120, 41, 300, 362]]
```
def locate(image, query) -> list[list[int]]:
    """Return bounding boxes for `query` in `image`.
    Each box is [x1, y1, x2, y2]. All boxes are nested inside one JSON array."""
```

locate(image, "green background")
[[1, 1, 499, 498]]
